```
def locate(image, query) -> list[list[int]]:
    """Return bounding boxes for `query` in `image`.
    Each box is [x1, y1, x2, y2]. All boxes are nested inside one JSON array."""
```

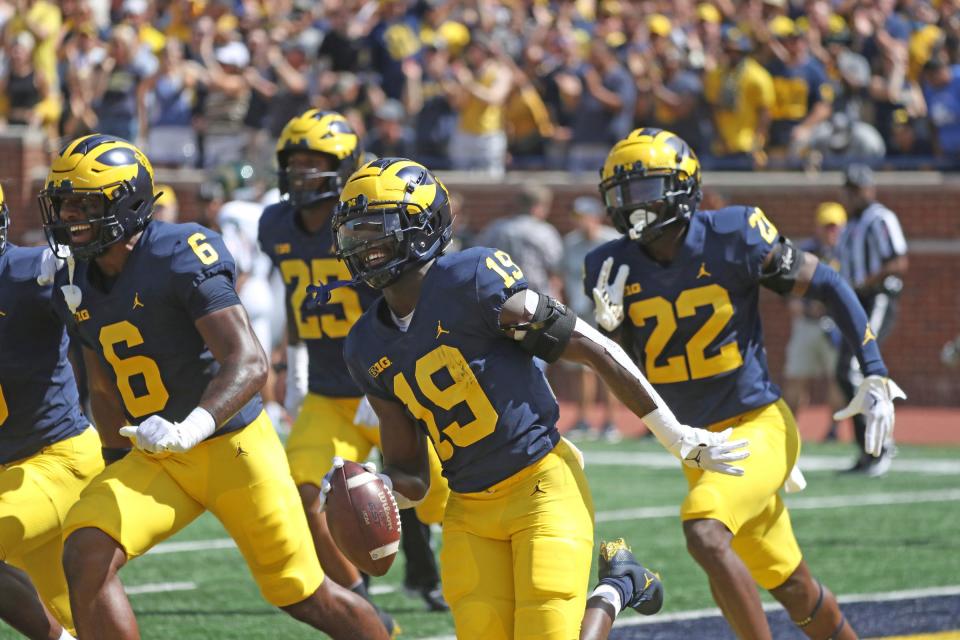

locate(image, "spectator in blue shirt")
[[766, 17, 833, 154], [567, 40, 636, 172], [921, 52, 960, 158]]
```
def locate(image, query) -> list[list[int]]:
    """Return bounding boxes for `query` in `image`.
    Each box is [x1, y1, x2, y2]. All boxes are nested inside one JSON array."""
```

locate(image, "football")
[[326, 460, 402, 577]]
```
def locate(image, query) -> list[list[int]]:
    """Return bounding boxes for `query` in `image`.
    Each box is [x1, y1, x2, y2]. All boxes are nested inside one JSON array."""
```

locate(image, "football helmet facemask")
[[599, 128, 702, 245], [333, 158, 452, 289], [39, 134, 157, 260], [276, 110, 362, 209]]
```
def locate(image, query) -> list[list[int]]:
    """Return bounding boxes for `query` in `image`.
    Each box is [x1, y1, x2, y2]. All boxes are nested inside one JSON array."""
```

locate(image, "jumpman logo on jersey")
[[236, 444, 248, 457], [436, 321, 450, 339], [531, 480, 546, 496], [697, 262, 712, 279], [132, 293, 144, 310], [862, 325, 877, 346]]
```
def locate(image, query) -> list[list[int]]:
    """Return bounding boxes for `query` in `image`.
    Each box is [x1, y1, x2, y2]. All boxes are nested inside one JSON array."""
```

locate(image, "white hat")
[[215, 41, 250, 68], [122, 0, 148, 15]]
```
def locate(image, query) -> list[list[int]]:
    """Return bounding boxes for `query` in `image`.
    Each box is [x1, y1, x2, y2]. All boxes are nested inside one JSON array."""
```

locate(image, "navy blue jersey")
[[344, 247, 560, 493], [52, 222, 262, 436], [584, 207, 782, 428], [0, 245, 88, 464], [259, 201, 381, 397], [767, 57, 831, 146]]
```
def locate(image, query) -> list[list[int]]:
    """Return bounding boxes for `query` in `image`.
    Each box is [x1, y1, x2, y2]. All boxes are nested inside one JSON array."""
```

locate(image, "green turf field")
[[4, 439, 958, 639]]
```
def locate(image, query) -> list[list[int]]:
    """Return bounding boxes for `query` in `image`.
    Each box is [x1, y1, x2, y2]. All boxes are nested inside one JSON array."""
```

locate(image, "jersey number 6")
[[100, 321, 170, 417], [392, 345, 498, 461]]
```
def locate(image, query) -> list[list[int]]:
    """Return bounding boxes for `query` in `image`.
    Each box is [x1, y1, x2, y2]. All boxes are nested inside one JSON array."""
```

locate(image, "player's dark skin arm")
[[194, 304, 269, 427], [499, 292, 658, 417], [82, 345, 135, 450], [365, 394, 432, 503]]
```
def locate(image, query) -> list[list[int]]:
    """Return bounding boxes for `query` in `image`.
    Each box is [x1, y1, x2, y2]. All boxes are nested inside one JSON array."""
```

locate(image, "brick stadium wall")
[[3, 133, 958, 406]]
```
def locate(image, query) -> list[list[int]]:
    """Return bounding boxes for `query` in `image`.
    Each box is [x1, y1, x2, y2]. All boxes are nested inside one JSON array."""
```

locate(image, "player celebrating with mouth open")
[[38, 134, 388, 640], [330, 157, 748, 639], [586, 128, 905, 639]]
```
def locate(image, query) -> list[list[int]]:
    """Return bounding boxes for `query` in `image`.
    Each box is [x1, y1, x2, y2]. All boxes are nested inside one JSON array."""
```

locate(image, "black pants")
[[835, 292, 898, 454], [400, 508, 440, 589]]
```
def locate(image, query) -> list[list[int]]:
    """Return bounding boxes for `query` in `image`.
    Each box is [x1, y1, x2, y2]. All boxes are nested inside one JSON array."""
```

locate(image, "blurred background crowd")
[[1, 0, 959, 177]]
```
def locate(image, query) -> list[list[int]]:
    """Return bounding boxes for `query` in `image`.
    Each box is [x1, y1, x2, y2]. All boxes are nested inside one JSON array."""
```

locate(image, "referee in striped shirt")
[[836, 164, 909, 476]]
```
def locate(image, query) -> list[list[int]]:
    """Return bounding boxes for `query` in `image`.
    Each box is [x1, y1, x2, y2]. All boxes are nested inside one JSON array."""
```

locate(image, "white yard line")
[[125, 581, 197, 595], [419, 585, 960, 639], [149, 538, 238, 554], [584, 451, 960, 475], [142, 488, 960, 556], [596, 488, 960, 522], [612, 585, 960, 628]]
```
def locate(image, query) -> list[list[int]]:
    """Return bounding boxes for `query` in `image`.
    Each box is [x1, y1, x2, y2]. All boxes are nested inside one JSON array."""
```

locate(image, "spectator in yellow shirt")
[[4, 0, 62, 85], [504, 59, 555, 165], [448, 36, 511, 176], [704, 27, 775, 166]]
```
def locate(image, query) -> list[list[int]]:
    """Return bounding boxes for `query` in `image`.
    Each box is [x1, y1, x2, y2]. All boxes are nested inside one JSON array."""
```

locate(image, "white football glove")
[[833, 375, 906, 457], [592, 256, 630, 332], [353, 395, 380, 427], [119, 408, 216, 453], [642, 405, 750, 476], [671, 426, 751, 476], [36, 247, 65, 286], [285, 343, 309, 418]]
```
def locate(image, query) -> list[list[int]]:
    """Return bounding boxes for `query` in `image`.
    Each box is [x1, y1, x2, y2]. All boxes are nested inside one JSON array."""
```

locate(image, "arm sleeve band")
[[758, 237, 802, 294], [515, 293, 576, 363], [805, 261, 888, 377]]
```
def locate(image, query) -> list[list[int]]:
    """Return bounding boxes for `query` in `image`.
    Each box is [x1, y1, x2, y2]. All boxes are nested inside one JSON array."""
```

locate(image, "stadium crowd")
[[0, 0, 959, 174]]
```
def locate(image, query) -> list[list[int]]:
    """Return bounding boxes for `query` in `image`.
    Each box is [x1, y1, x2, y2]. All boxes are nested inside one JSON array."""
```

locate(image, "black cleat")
[[598, 538, 664, 615]]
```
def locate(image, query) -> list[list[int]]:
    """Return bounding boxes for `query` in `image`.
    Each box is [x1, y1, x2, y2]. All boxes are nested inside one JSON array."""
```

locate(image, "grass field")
[[4, 439, 959, 639]]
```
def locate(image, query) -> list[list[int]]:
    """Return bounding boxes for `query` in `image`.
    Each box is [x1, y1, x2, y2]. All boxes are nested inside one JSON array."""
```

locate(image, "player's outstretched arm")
[[82, 345, 134, 461], [364, 394, 431, 507], [195, 304, 269, 426], [761, 244, 906, 456], [500, 290, 749, 476]]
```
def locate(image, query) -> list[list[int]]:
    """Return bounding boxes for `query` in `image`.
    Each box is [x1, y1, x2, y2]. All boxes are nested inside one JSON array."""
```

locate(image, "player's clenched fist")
[[120, 408, 216, 453]]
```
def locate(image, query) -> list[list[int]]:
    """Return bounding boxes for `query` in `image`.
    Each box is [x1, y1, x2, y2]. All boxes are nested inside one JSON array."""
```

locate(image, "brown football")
[[326, 460, 402, 577]]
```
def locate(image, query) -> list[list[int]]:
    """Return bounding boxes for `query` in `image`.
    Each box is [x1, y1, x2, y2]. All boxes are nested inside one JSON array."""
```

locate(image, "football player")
[[259, 109, 450, 618], [587, 128, 905, 639], [330, 157, 748, 639], [38, 135, 388, 640], [0, 184, 104, 640]]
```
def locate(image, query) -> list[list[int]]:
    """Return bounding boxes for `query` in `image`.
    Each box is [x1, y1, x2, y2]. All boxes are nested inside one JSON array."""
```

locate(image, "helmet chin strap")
[[304, 278, 360, 310]]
